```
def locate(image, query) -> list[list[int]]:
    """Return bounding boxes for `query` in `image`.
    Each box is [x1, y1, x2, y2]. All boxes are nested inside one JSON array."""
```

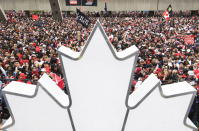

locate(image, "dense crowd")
[[0, 11, 95, 86], [0, 10, 198, 126], [101, 16, 199, 87]]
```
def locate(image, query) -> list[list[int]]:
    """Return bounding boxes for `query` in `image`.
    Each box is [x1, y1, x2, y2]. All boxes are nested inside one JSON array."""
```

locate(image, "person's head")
[[14, 61, 20, 67], [32, 66, 38, 72], [22, 55, 27, 59], [4, 52, 10, 57], [13, 44, 17, 49], [43, 55, 49, 61], [10, 55, 15, 62], [32, 75, 39, 81], [19, 73, 26, 80], [43, 62, 50, 68], [172, 70, 178, 74]]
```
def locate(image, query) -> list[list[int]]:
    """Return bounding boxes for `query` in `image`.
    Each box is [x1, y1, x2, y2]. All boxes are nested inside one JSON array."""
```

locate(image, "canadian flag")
[[163, 11, 170, 21], [32, 15, 39, 20]]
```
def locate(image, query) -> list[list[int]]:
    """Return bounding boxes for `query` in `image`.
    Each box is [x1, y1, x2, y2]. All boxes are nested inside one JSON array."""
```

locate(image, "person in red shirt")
[[17, 73, 32, 84]]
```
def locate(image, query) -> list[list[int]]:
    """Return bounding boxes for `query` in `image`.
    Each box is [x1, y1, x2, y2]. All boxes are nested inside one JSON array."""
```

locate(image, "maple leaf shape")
[[124, 74, 198, 131], [58, 20, 198, 131], [1, 74, 73, 131], [58, 20, 139, 131]]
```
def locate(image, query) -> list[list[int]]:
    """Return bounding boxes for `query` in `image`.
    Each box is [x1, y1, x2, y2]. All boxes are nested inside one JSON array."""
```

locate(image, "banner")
[[184, 35, 195, 44], [76, 8, 91, 28], [66, 0, 97, 6]]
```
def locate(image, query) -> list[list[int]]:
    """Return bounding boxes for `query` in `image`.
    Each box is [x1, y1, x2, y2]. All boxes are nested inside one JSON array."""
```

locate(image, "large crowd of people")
[[101, 16, 199, 86], [0, 10, 198, 127], [101, 15, 199, 127], [0, 11, 96, 85]]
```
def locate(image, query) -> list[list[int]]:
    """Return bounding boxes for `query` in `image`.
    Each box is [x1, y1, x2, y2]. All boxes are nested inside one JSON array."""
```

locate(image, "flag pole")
[[157, 0, 159, 11], [80, 0, 83, 11]]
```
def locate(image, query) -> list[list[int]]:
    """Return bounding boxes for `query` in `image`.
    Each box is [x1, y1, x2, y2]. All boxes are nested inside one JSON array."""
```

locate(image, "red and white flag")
[[32, 15, 39, 20], [163, 11, 170, 21], [184, 35, 195, 44]]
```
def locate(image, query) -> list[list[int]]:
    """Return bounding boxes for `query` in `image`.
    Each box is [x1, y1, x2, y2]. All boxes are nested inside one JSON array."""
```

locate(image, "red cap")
[[19, 73, 26, 79]]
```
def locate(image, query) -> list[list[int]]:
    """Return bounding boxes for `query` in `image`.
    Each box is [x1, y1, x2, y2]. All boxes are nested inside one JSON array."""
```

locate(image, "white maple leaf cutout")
[[58, 20, 139, 131], [124, 74, 198, 131], [58, 20, 198, 131], [0, 20, 197, 131], [1, 74, 73, 131]]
